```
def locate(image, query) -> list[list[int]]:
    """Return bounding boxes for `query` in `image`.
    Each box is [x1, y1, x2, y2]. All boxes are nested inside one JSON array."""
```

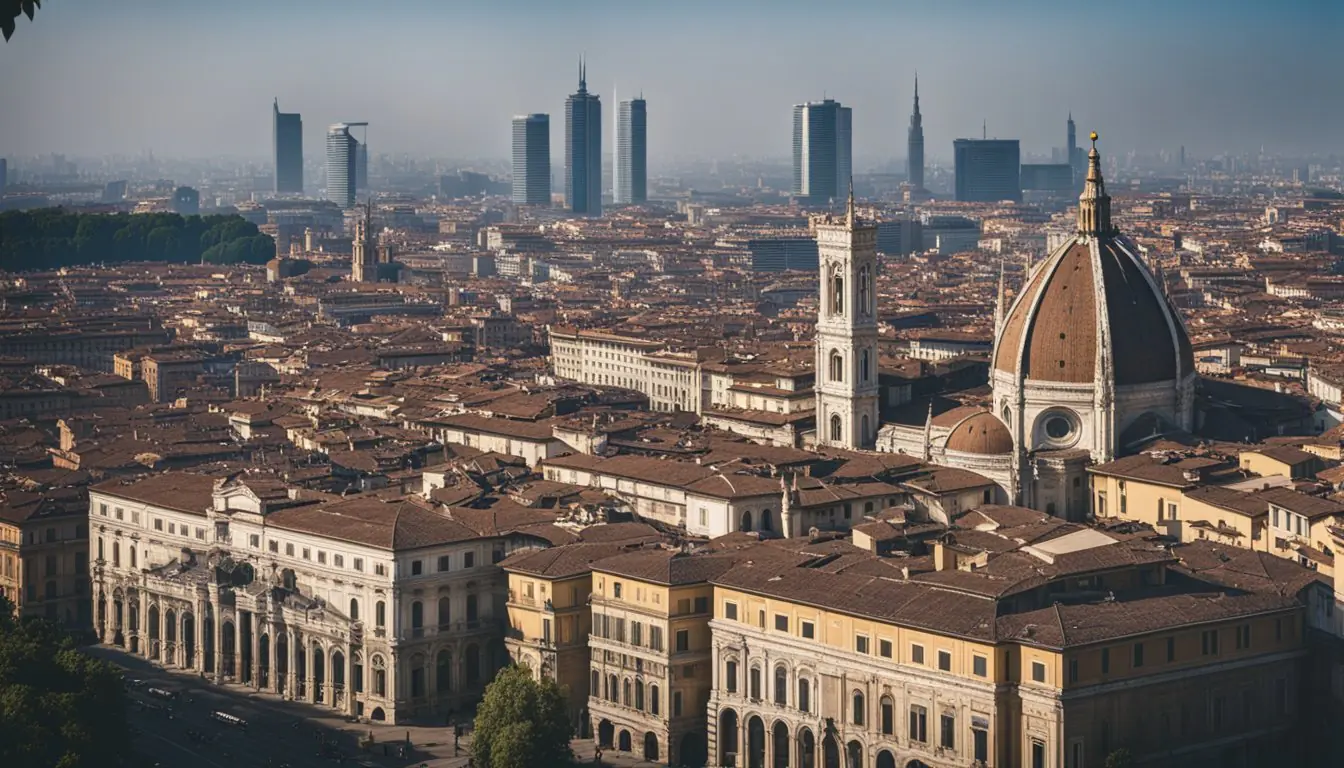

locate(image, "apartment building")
[[0, 487, 91, 630]]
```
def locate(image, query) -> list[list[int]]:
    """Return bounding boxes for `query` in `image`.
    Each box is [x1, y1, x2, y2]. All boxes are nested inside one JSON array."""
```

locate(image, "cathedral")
[[862, 134, 1198, 518]]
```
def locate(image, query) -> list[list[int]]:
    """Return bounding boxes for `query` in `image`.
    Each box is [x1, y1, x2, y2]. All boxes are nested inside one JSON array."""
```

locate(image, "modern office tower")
[[172, 186, 200, 215], [907, 74, 924, 189], [953, 138, 1021, 202], [355, 141, 368, 191], [564, 59, 602, 215], [326, 123, 358, 209], [614, 95, 647, 205], [1021, 164, 1075, 194], [102, 180, 127, 202], [792, 99, 852, 205], [1067, 113, 1086, 186], [0, 158, 7, 192], [272, 99, 303, 194], [512, 114, 551, 205]]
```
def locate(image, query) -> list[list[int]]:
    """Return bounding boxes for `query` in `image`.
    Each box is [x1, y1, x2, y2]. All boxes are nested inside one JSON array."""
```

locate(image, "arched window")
[[650, 684, 660, 715], [832, 274, 845, 316], [880, 695, 895, 735], [760, 510, 773, 532], [591, 670, 600, 697], [411, 601, 423, 630], [830, 350, 844, 383], [635, 679, 645, 710], [861, 349, 870, 382], [798, 678, 811, 713], [349, 598, 359, 621], [623, 678, 632, 706], [740, 511, 752, 532], [750, 666, 762, 701], [774, 666, 788, 706], [375, 600, 386, 628], [725, 660, 739, 694], [608, 673, 618, 702], [438, 596, 451, 628], [372, 655, 387, 697], [852, 691, 865, 726], [859, 267, 870, 315], [831, 414, 843, 442]]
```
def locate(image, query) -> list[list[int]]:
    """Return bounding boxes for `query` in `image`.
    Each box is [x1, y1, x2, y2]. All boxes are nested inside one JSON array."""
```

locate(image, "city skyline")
[[2, 0, 1340, 161]]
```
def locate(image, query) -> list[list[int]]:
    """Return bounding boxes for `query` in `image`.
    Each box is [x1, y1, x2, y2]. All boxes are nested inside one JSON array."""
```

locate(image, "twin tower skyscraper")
[[512, 59, 647, 213]]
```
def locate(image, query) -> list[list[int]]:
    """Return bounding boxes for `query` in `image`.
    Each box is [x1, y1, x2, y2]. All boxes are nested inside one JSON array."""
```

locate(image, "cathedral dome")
[[945, 411, 1014, 455], [993, 137, 1194, 387]]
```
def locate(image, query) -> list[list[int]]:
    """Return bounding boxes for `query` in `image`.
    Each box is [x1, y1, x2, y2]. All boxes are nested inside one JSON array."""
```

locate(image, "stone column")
[[211, 596, 223, 681], [306, 641, 316, 704], [139, 596, 149, 658], [346, 645, 357, 716], [194, 601, 205, 674], [288, 630, 299, 700], [233, 612, 243, 682], [249, 612, 261, 689], [268, 621, 279, 693]]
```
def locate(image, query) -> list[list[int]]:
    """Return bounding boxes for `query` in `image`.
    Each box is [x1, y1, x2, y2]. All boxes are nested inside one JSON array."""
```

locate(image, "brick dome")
[[944, 411, 1014, 455]]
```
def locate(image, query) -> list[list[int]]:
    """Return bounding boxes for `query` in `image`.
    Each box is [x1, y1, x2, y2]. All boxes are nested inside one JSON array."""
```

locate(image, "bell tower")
[[814, 183, 880, 449]]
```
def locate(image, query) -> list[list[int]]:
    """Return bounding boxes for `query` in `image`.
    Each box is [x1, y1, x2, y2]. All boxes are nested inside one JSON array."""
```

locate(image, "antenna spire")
[[846, 177, 856, 226]]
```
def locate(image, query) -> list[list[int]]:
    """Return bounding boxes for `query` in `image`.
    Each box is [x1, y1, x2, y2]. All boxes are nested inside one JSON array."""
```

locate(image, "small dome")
[[945, 411, 1014, 455]]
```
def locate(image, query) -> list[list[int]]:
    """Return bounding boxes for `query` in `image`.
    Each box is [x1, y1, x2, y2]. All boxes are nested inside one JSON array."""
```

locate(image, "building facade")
[[565, 60, 602, 216], [615, 97, 648, 205], [512, 114, 552, 206], [953, 139, 1021, 203], [906, 76, 924, 191], [88, 473, 533, 724]]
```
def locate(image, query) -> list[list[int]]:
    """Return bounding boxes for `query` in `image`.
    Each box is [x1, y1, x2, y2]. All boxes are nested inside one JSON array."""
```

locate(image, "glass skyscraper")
[[512, 114, 551, 205], [614, 96, 646, 205], [792, 99, 852, 206], [564, 60, 602, 216], [272, 99, 303, 194], [326, 124, 357, 209], [953, 139, 1022, 203]]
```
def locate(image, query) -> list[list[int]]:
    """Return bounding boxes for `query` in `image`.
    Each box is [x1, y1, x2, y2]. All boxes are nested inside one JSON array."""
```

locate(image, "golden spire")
[[1077, 131, 1113, 237]]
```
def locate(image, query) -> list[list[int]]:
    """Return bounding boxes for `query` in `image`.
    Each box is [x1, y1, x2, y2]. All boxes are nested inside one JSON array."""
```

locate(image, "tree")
[[0, 594, 133, 768], [1105, 748, 1134, 768], [471, 665, 573, 768], [1, 0, 38, 42]]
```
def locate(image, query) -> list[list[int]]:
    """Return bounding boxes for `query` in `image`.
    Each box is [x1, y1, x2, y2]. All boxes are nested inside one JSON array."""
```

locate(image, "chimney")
[[933, 541, 956, 571]]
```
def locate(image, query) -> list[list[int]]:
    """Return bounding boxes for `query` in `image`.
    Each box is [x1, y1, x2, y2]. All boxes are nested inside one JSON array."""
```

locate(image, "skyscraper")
[[272, 99, 303, 194], [355, 141, 368, 192], [564, 59, 602, 215], [907, 75, 924, 190], [953, 138, 1021, 203], [615, 95, 647, 205], [1, 158, 9, 193], [1067, 113, 1085, 186], [512, 113, 551, 205], [792, 99, 852, 205], [326, 124, 358, 209]]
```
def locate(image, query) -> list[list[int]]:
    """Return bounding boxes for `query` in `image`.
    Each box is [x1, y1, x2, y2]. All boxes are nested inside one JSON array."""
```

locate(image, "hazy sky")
[[2, 0, 1340, 163]]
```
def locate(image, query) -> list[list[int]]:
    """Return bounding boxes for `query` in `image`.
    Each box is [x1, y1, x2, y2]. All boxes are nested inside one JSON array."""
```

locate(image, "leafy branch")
[[2, 0, 40, 42]]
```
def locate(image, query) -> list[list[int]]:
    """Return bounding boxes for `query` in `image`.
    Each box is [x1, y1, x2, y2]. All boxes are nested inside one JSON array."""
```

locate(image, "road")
[[89, 646, 472, 768]]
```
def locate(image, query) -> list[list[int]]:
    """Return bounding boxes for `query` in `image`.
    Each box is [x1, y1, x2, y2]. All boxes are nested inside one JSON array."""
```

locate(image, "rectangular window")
[[99, 503, 108, 516], [1202, 629, 1220, 656], [1101, 648, 1110, 674], [613, 582, 622, 598], [911, 644, 925, 664], [973, 655, 988, 677], [317, 551, 327, 565], [758, 609, 766, 628], [1167, 636, 1176, 662], [1235, 624, 1251, 650], [301, 547, 310, 560], [880, 639, 894, 659], [801, 620, 815, 639], [375, 563, 386, 576], [909, 705, 928, 743], [1275, 618, 1283, 642], [1032, 740, 1046, 768], [651, 626, 664, 652], [673, 691, 683, 717], [940, 712, 955, 749], [699, 508, 707, 527], [1133, 642, 1144, 668], [411, 560, 422, 575], [615, 618, 625, 643], [694, 596, 709, 614], [195, 527, 205, 540], [154, 519, 163, 531], [1071, 740, 1084, 768], [774, 614, 789, 632], [724, 601, 738, 621], [973, 726, 989, 762], [938, 649, 952, 671], [1032, 661, 1047, 683], [285, 543, 294, 556], [631, 621, 643, 647], [438, 555, 451, 572], [855, 635, 869, 655], [269, 540, 278, 553], [464, 552, 475, 568], [353, 557, 364, 572], [726, 661, 738, 694], [334, 554, 343, 568]]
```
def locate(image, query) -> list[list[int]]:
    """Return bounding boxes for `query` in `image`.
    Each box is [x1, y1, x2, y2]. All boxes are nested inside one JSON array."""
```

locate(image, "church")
[[813, 135, 1199, 519]]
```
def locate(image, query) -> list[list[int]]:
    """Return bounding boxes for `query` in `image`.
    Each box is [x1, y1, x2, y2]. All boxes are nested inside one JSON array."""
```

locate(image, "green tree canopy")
[[471, 665, 573, 768], [0, 209, 275, 271], [0, 594, 133, 768]]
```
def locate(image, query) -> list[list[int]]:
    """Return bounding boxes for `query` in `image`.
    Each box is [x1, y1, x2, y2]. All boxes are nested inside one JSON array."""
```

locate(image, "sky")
[[2, 0, 1341, 164]]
